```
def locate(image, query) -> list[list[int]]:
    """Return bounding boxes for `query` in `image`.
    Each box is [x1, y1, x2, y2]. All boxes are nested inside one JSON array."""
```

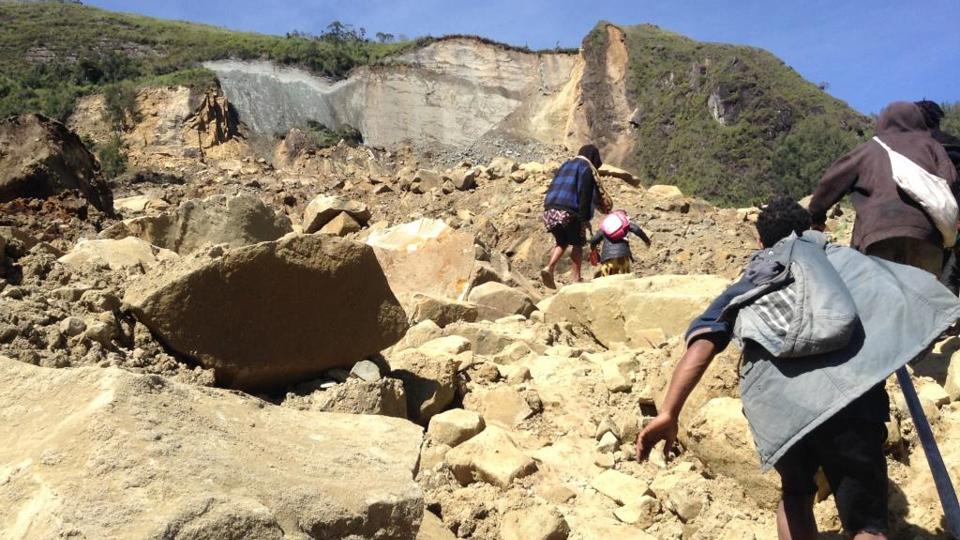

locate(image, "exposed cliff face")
[[570, 24, 635, 165], [205, 25, 867, 205], [206, 38, 585, 154], [69, 86, 248, 170]]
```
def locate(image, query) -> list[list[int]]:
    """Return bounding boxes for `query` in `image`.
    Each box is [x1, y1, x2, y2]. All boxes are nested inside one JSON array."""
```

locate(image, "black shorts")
[[550, 218, 585, 248], [775, 390, 890, 535]]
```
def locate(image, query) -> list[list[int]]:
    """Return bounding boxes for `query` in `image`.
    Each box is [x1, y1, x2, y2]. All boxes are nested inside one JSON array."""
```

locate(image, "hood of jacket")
[[722, 231, 859, 358], [877, 101, 927, 135]]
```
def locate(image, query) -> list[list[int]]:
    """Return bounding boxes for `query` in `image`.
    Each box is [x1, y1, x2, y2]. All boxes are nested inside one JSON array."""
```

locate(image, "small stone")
[[602, 354, 638, 393], [590, 469, 652, 507], [469, 362, 501, 383], [83, 321, 116, 346], [417, 510, 456, 540], [597, 431, 619, 453], [667, 489, 704, 523], [536, 481, 577, 504], [463, 386, 535, 428], [595, 416, 621, 440], [613, 495, 660, 528], [499, 506, 569, 540], [594, 453, 615, 468], [427, 408, 485, 447], [419, 443, 453, 472], [58, 317, 86, 337], [350, 360, 382, 382]]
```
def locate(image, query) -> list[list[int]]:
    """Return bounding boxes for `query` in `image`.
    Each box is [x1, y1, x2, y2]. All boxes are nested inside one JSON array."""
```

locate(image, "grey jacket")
[[726, 231, 960, 469], [589, 223, 651, 262]]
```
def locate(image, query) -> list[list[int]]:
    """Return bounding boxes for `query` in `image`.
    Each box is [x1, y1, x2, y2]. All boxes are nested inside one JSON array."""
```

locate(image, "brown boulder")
[[466, 281, 536, 321], [123, 234, 408, 391], [0, 114, 112, 212], [105, 194, 292, 255], [302, 195, 371, 234], [410, 293, 478, 327]]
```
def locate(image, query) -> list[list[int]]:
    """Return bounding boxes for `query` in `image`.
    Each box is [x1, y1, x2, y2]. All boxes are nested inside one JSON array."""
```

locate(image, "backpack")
[[600, 210, 631, 241], [874, 136, 959, 248]]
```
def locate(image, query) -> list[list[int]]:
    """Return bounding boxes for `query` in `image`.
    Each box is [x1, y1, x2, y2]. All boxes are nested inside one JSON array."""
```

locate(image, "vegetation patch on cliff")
[[0, 1, 410, 120], [612, 23, 871, 205]]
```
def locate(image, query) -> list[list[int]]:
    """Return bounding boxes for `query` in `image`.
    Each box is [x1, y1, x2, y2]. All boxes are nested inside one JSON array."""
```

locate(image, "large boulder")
[[542, 274, 729, 348], [366, 218, 475, 308], [467, 281, 536, 321], [684, 397, 780, 509], [58, 237, 178, 271], [0, 357, 424, 539], [302, 195, 371, 234], [0, 114, 112, 212], [106, 194, 292, 255], [124, 234, 408, 391]]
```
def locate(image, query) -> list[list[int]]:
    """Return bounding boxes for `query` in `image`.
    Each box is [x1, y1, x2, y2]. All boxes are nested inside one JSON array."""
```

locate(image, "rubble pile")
[[0, 89, 951, 539]]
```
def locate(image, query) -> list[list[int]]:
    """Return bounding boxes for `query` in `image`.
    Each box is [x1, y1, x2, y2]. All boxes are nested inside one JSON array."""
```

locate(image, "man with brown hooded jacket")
[[809, 101, 960, 274]]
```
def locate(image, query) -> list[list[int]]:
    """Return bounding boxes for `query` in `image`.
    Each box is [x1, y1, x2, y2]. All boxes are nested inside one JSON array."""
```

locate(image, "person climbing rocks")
[[915, 100, 960, 293], [808, 101, 959, 275], [540, 144, 610, 288], [636, 197, 960, 540], [588, 209, 651, 277]]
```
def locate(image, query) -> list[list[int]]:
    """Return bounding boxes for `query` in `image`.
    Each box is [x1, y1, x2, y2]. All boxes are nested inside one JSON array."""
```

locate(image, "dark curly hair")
[[756, 196, 812, 248], [915, 100, 945, 130]]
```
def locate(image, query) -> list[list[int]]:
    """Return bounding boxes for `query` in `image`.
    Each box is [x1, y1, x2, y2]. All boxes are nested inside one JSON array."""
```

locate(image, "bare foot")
[[540, 268, 556, 289]]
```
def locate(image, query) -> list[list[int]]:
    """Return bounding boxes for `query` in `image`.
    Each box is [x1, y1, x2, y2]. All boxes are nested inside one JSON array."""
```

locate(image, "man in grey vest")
[[637, 197, 960, 540]]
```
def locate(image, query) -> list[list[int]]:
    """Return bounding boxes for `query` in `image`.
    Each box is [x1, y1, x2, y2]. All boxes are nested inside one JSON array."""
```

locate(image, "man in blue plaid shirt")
[[540, 144, 603, 288]]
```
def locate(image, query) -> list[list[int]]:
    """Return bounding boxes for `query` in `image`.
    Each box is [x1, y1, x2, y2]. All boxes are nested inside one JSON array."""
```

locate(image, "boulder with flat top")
[[124, 234, 407, 391]]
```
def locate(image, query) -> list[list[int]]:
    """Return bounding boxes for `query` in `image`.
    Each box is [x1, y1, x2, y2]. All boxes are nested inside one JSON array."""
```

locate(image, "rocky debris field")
[[0, 105, 954, 539]]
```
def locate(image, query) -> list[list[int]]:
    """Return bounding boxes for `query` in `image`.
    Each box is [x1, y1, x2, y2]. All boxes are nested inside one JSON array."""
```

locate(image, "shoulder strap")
[[872, 136, 893, 153]]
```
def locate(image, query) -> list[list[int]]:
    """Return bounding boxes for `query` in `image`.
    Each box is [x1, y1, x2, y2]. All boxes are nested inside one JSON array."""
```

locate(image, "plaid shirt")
[[544, 158, 596, 221]]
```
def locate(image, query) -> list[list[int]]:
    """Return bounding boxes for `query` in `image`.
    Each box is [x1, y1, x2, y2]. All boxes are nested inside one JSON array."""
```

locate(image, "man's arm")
[[636, 338, 718, 460], [808, 147, 864, 228], [577, 164, 595, 223], [636, 274, 755, 461]]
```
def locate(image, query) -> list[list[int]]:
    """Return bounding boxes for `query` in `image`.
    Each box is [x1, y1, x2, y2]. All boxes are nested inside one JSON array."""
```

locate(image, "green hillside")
[[613, 23, 871, 205], [0, 0, 410, 120]]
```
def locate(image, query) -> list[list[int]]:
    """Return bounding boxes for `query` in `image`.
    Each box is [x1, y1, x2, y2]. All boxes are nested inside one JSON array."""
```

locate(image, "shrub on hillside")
[[771, 116, 861, 200], [941, 102, 960, 136], [96, 134, 128, 179], [103, 82, 140, 131]]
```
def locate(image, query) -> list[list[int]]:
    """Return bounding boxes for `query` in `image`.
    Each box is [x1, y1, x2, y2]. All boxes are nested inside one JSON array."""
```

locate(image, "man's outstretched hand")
[[636, 413, 679, 461]]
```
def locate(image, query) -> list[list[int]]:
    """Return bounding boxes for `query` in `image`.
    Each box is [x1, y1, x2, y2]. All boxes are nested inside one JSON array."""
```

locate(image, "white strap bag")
[[874, 136, 959, 248]]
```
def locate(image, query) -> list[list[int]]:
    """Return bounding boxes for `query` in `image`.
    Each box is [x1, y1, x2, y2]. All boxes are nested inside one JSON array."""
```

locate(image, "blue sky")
[[86, 0, 959, 114]]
